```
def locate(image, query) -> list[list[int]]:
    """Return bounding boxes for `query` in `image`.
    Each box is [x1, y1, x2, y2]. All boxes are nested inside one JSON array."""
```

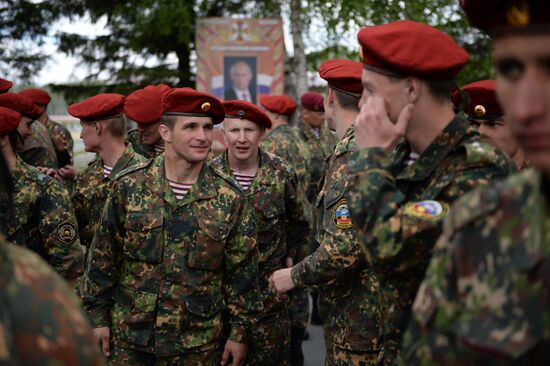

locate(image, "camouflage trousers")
[[109, 345, 222, 366], [325, 341, 381, 366], [246, 310, 290, 366], [288, 287, 309, 329]]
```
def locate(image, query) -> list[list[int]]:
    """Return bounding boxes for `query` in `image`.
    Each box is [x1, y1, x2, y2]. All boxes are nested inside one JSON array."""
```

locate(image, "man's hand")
[[221, 339, 247, 366], [93, 326, 110, 358], [59, 165, 79, 181], [354, 95, 414, 151], [52, 125, 68, 153], [36, 166, 61, 181], [268, 268, 295, 295]]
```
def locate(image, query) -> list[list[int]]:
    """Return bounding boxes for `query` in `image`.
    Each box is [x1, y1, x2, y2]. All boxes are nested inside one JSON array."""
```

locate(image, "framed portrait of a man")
[[224, 56, 258, 103]]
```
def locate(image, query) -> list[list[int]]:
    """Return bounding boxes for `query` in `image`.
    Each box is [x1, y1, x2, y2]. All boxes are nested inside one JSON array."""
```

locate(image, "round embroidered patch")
[[57, 222, 77, 244], [404, 200, 449, 221], [333, 199, 353, 229]]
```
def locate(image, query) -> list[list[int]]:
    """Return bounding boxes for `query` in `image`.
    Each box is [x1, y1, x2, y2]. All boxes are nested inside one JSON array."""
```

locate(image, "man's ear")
[[0, 135, 8, 148], [327, 87, 335, 105], [94, 122, 102, 135], [405, 77, 421, 103], [158, 123, 171, 143]]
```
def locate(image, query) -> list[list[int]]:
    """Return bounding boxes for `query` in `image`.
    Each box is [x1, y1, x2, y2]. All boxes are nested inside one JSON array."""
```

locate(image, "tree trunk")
[[289, 0, 308, 99]]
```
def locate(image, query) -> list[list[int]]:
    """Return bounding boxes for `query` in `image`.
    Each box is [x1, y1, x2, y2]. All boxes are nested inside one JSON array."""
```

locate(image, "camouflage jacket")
[[402, 169, 550, 365], [261, 124, 312, 199], [296, 120, 338, 202], [1, 156, 83, 282], [16, 121, 58, 169], [346, 115, 516, 362], [0, 236, 104, 366], [211, 150, 311, 315], [127, 128, 162, 158], [292, 126, 381, 351], [81, 155, 263, 356], [72, 145, 144, 248]]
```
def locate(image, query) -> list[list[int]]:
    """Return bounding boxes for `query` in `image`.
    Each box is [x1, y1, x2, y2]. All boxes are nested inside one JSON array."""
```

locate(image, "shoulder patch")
[[404, 200, 449, 222], [114, 158, 154, 180], [36, 173, 52, 184], [463, 141, 498, 165], [332, 199, 353, 229], [57, 221, 77, 244]]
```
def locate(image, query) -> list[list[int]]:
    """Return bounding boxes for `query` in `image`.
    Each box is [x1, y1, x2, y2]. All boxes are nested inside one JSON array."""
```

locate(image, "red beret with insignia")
[[163, 88, 225, 125], [68, 93, 125, 122], [0, 93, 43, 120], [461, 0, 550, 36], [259, 95, 297, 117], [224, 100, 272, 128], [19, 88, 51, 107], [319, 59, 364, 95], [300, 92, 325, 112], [357, 20, 469, 80], [0, 107, 21, 136], [0, 78, 12, 94], [125, 85, 171, 125], [453, 80, 503, 119]]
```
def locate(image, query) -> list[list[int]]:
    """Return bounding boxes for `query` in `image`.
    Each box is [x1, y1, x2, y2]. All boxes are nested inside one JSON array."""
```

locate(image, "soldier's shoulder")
[[22, 163, 55, 188], [447, 169, 537, 232], [458, 139, 510, 169], [113, 157, 154, 181], [263, 151, 292, 174]]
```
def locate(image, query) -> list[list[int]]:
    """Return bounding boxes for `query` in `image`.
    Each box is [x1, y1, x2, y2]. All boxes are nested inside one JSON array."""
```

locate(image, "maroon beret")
[[461, 0, 550, 36], [125, 85, 171, 125], [0, 93, 43, 120], [163, 88, 225, 125], [358, 20, 469, 80], [453, 80, 503, 119], [0, 78, 12, 94], [68, 93, 125, 122], [19, 88, 51, 107], [300, 92, 324, 112], [223, 100, 272, 128], [319, 59, 364, 95], [0, 107, 21, 136], [259, 95, 297, 117]]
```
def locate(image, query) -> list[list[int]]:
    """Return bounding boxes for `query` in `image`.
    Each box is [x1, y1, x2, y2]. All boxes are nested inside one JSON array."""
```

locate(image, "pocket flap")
[[198, 218, 231, 241], [260, 200, 285, 219], [124, 212, 163, 231], [185, 295, 224, 318]]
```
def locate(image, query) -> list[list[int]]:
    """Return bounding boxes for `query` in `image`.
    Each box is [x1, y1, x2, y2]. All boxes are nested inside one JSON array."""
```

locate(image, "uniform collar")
[[395, 114, 471, 181], [332, 125, 356, 159]]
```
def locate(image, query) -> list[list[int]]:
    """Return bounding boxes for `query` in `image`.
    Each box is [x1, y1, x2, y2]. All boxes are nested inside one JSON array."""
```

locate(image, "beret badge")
[[506, 1, 530, 27], [474, 105, 486, 117], [201, 102, 211, 111]]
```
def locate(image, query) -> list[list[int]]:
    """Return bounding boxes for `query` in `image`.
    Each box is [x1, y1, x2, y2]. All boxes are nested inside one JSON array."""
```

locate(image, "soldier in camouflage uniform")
[[0, 99, 82, 285], [259, 94, 313, 366], [452, 79, 530, 170], [69, 93, 145, 249], [0, 93, 59, 169], [0, 131, 104, 366], [402, 1, 550, 364], [346, 20, 516, 364], [82, 88, 262, 366], [270, 59, 382, 365], [211, 100, 311, 365], [125, 84, 171, 158]]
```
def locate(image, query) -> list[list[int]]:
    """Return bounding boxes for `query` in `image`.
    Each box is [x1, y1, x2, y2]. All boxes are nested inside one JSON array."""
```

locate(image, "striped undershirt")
[[403, 151, 420, 167], [311, 128, 320, 139], [103, 164, 113, 178], [232, 170, 256, 191], [167, 179, 193, 199], [154, 141, 165, 154]]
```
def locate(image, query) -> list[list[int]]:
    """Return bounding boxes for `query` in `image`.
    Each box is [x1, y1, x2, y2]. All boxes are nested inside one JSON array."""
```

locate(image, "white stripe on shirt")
[[167, 179, 192, 199], [232, 170, 256, 191]]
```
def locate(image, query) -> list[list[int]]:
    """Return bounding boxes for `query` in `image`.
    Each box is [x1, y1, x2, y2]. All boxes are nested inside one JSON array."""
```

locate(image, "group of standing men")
[[1, 0, 550, 365]]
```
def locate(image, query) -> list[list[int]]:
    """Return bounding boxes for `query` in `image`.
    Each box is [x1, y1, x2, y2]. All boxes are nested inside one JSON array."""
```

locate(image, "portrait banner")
[[196, 18, 285, 104]]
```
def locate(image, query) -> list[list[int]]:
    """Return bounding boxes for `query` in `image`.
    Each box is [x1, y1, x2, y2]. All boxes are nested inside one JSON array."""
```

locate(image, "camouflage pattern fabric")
[[402, 168, 550, 365], [45, 117, 75, 161], [295, 120, 337, 203], [109, 344, 223, 366], [16, 120, 58, 169], [1, 156, 83, 283], [72, 145, 144, 248], [345, 115, 516, 363], [291, 126, 382, 363], [0, 235, 104, 366], [81, 155, 263, 358], [127, 129, 161, 158], [325, 339, 381, 366]]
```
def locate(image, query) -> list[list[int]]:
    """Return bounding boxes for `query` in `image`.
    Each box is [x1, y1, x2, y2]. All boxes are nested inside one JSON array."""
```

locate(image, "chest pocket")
[[187, 214, 231, 271], [123, 212, 164, 263]]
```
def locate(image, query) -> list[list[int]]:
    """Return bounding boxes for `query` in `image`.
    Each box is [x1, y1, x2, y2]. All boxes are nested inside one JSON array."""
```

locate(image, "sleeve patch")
[[404, 200, 449, 221], [332, 199, 353, 229], [57, 222, 77, 244]]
